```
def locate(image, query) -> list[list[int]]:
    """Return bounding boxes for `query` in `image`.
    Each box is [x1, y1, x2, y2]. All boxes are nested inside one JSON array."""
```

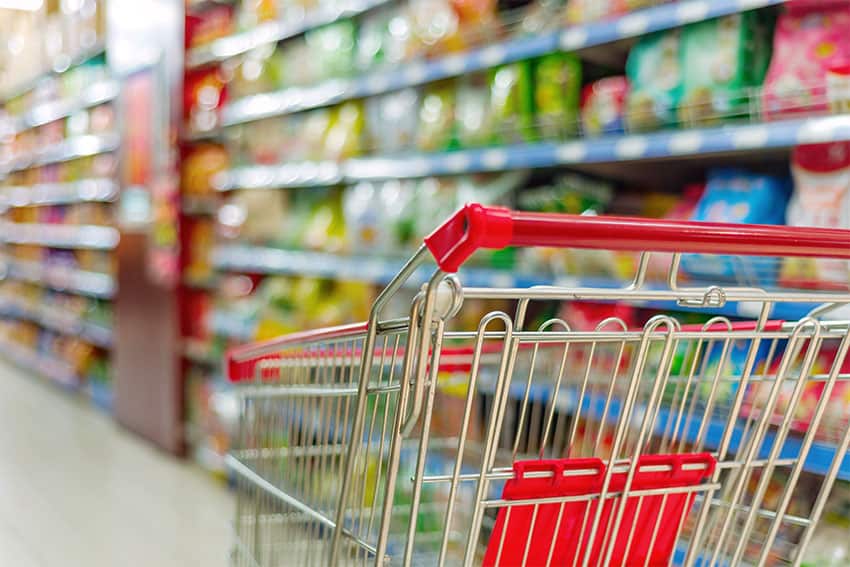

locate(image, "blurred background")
[[2, 0, 850, 565]]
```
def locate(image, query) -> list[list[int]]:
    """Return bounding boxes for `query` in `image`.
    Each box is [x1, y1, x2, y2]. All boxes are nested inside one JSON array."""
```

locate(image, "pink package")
[[762, 1, 850, 120]]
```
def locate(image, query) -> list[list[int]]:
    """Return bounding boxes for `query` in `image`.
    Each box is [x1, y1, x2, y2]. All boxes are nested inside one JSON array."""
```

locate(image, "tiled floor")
[[0, 360, 234, 566]]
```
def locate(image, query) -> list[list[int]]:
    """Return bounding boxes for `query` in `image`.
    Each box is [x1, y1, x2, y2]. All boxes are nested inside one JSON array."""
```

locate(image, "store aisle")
[[0, 361, 234, 567]]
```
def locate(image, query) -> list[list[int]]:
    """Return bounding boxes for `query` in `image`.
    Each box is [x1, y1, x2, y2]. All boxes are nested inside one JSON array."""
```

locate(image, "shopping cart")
[[226, 203, 850, 566]]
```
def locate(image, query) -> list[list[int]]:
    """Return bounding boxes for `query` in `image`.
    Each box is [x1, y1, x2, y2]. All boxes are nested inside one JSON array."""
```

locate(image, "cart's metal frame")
[[227, 205, 850, 566]]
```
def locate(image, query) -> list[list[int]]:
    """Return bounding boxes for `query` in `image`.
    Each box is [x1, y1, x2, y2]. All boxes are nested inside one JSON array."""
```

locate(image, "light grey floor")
[[0, 360, 234, 566]]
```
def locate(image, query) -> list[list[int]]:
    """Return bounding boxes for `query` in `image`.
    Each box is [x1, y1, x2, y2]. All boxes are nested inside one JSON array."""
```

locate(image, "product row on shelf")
[[0, 1, 105, 99], [0, 44, 119, 411], [0, 316, 112, 406], [185, 0, 847, 142]]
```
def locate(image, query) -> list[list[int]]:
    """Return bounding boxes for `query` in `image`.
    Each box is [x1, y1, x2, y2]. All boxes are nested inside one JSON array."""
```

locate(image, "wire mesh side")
[[394, 298, 850, 566], [229, 329, 411, 567]]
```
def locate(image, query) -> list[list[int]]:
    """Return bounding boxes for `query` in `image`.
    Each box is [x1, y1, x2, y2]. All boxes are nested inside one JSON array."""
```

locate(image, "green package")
[[489, 62, 535, 144], [416, 81, 457, 152], [455, 74, 492, 149], [625, 29, 683, 132], [305, 19, 357, 81], [678, 13, 772, 126], [533, 53, 582, 139]]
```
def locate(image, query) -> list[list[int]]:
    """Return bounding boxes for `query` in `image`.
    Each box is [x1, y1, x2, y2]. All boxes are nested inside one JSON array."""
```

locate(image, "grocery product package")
[[781, 141, 850, 286], [343, 179, 417, 255], [581, 76, 629, 137], [455, 74, 492, 148], [762, 1, 850, 120], [533, 53, 582, 139], [416, 81, 457, 151], [625, 29, 683, 131], [489, 62, 535, 143], [365, 89, 420, 153], [565, 0, 658, 24], [304, 19, 357, 82], [681, 168, 791, 286], [678, 12, 773, 126]]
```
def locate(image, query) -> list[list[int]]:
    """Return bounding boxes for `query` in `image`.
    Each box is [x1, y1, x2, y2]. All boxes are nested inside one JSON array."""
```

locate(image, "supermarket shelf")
[[7, 80, 119, 135], [0, 43, 106, 101], [1, 132, 120, 174], [1, 222, 119, 250], [0, 302, 112, 349], [0, 179, 118, 208], [211, 115, 850, 188], [212, 244, 829, 323], [211, 0, 785, 129], [503, 382, 850, 481], [0, 339, 80, 388], [5, 259, 116, 299], [212, 161, 342, 191], [186, 0, 391, 68]]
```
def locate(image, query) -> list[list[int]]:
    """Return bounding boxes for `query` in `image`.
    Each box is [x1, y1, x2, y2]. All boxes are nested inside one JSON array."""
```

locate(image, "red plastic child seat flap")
[[482, 453, 716, 567]]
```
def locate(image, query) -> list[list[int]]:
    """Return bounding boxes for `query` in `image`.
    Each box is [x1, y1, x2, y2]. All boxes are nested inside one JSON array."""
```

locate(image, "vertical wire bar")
[[462, 314, 517, 567], [684, 302, 772, 567], [511, 343, 541, 460], [402, 318, 447, 565], [731, 327, 823, 566], [707, 323, 812, 567], [599, 318, 679, 567], [437, 319, 495, 565]]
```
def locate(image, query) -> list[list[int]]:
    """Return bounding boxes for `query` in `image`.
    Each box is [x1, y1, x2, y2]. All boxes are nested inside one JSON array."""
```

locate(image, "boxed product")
[[678, 12, 773, 126], [581, 76, 629, 137], [682, 168, 791, 285], [625, 29, 683, 131]]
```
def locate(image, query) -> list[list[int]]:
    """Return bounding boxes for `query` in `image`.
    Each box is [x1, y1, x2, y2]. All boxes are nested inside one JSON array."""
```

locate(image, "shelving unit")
[[0, 40, 118, 407], [181, 0, 850, 562]]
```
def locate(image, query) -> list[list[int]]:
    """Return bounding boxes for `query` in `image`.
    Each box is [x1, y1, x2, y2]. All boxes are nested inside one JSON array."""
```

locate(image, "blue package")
[[682, 168, 791, 285]]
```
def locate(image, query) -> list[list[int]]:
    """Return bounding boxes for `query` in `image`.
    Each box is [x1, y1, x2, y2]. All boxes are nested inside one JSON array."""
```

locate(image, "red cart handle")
[[425, 203, 850, 273]]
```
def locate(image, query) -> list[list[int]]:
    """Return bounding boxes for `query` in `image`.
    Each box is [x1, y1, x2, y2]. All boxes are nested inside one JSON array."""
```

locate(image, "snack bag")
[[781, 141, 850, 286], [762, 2, 850, 120], [581, 76, 629, 137], [564, 0, 617, 24], [682, 169, 792, 285], [343, 181, 387, 255], [625, 29, 683, 131], [180, 144, 228, 195], [305, 20, 357, 81], [229, 43, 283, 99], [533, 52, 582, 139], [366, 89, 419, 153], [489, 62, 535, 143], [323, 101, 364, 160], [455, 74, 492, 148], [416, 81, 457, 152], [679, 12, 772, 126], [410, 0, 461, 56]]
